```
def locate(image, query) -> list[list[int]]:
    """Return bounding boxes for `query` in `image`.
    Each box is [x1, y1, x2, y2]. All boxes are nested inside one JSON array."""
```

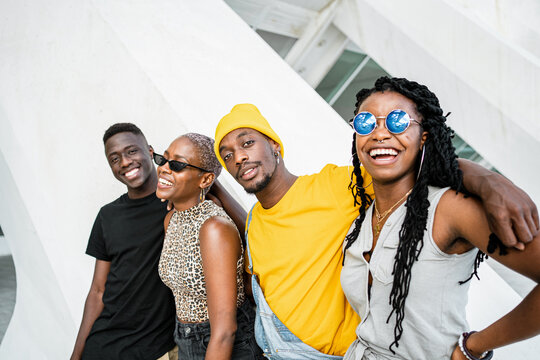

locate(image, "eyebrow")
[[219, 131, 251, 153], [107, 144, 137, 156]]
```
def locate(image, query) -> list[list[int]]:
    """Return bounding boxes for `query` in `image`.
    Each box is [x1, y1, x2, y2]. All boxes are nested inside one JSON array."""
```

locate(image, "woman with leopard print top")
[[156, 133, 262, 360]]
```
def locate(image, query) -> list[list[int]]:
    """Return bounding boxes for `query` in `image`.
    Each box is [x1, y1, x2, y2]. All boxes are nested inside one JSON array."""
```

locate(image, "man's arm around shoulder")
[[70, 259, 110, 360], [459, 158, 539, 249]]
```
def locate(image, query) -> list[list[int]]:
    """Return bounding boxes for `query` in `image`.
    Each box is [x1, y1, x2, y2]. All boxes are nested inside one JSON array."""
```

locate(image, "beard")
[[244, 172, 273, 194]]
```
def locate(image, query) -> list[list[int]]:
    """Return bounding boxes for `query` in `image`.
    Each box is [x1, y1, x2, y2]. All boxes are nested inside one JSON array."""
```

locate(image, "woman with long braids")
[[341, 77, 540, 359]]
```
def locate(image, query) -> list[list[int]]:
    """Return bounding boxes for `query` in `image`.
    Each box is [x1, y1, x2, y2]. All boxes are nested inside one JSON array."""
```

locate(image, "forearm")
[[205, 330, 236, 360], [71, 292, 104, 360], [458, 158, 499, 197], [467, 285, 540, 356], [243, 271, 254, 305]]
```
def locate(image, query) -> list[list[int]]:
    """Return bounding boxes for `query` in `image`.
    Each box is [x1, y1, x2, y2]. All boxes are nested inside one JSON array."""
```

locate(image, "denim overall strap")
[[245, 204, 256, 274], [245, 205, 342, 360]]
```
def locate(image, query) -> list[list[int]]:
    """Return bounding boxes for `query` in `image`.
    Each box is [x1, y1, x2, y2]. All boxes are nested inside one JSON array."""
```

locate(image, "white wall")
[[334, 0, 540, 207], [0, 0, 352, 358], [0, 236, 10, 257], [1, 0, 539, 358]]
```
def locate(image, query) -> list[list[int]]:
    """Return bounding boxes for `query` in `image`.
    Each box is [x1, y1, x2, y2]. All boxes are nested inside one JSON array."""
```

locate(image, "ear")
[[148, 145, 154, 156], [420, 131, 428, 149], [268, 138, 281, 155], [199, 172, 216, 190]]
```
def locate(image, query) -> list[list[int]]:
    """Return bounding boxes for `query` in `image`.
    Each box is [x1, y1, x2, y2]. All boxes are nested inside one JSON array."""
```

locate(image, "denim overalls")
[[245, 208, 343, 360]]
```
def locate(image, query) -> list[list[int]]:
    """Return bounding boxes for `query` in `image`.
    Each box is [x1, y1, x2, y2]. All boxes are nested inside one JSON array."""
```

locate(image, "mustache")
[[235, 161, 262, 179]]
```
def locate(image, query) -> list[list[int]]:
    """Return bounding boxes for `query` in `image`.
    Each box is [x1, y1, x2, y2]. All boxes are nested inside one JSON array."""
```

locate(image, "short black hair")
[[182, 133, 222, 178], [103, 123, 145, 144]]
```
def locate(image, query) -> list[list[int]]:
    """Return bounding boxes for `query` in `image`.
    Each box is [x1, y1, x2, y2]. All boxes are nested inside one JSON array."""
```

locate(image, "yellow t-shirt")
[[246, 164, 373, 356]]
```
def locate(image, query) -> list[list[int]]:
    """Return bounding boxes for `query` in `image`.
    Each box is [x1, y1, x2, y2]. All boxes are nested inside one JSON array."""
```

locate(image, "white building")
[[1, 0, 539, 358]]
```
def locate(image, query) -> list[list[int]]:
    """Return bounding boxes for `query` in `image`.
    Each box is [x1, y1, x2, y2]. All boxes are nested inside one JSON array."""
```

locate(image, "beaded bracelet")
[[458, 331, 494, 360]]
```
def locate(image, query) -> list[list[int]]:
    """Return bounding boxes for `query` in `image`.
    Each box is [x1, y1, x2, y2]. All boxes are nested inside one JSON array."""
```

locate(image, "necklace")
[[374, 188, 413, 236]]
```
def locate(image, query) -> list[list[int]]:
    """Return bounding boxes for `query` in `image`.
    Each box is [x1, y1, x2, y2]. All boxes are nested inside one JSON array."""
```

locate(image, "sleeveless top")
[[158, 200, 245, 322], [341, 187, 477, 360]]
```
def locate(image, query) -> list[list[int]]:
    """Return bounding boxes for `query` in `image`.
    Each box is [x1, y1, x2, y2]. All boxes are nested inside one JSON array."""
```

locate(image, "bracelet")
[[458, 331, 494, 360]]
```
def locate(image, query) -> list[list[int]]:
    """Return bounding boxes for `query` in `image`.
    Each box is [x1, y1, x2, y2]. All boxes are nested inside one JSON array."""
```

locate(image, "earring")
[[274, 152, 280, 165], [416, 146, 425, 180], [199, 188, 205, 202]]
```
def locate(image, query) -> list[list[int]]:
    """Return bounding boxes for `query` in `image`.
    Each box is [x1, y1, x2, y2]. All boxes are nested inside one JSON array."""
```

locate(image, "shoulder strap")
[[245, 204, 256, 273]]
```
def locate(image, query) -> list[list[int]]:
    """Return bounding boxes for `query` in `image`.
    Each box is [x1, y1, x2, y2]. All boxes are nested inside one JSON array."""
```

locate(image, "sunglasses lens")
[[169, 161, 188, 172], [353, 112, 377, 135], [153, 153, 166, 166], [386, 110, 410, 134]]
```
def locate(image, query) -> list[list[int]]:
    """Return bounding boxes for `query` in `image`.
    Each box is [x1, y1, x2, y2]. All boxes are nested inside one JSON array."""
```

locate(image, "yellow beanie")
[[214, 104, 284, 168]]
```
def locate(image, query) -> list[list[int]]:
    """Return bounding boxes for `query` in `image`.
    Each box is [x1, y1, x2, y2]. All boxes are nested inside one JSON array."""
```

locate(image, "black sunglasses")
[[153, 153, 211, 173]]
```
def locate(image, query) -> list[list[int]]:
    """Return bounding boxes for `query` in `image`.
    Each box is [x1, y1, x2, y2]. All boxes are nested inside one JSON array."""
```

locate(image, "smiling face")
[[156, 136, 214, 209], [105, 132, 155, 196], [218, 128, 279, 194], [355, 91, 427, 185]]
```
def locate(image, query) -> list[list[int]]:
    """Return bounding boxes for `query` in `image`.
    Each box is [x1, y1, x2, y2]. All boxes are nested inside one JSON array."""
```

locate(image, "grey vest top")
[[341, 187, 477, 360]]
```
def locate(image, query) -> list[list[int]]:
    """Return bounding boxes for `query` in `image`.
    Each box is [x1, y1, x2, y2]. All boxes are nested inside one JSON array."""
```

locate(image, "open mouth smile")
[[157, 177, 173, 188], [368, 148, 400, 162], [124, 167, 140, 179]]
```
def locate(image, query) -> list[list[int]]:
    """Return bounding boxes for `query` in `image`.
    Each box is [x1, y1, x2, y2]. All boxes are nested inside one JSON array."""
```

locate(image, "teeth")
[[159, 178, 173, 186], [243, 168, 254, 176], [125, 168, 139, 177], [370, 148, 398, 157]]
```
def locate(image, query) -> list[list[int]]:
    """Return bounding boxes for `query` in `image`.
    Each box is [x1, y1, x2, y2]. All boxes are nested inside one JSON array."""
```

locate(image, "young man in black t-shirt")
[[71, 123, 177, 360]]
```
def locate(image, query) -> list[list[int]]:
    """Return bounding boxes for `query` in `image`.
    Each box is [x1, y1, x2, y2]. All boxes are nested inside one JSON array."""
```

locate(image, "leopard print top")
[[158, 200, 245, 322]]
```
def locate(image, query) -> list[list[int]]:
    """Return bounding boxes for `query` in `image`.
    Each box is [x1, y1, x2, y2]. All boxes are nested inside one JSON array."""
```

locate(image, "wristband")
[[458, 331, 493, 360]]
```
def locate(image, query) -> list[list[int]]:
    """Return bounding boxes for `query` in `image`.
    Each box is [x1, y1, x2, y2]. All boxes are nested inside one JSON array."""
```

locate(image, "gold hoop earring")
[[199, 188, 205, 202]]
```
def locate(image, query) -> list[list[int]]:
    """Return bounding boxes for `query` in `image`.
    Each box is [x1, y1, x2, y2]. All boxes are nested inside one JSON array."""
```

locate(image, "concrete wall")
[[0, 0, 538, 358], [334, 0, 540, 206], [0, 236, 10, 257], [0, 0, 352, 358]]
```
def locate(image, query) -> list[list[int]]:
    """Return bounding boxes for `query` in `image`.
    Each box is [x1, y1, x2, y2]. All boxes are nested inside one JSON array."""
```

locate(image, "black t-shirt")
[[83, 192, 175, 360]]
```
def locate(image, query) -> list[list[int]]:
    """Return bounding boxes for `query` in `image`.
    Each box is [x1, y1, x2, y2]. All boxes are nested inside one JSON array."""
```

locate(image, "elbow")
[[212, 326, 237, 346], [89, 288, 105, 300], [87, 286, 105, 306]]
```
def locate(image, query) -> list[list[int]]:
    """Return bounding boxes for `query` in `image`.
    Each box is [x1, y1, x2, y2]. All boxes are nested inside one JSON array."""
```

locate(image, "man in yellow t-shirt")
[[215, 104, 371, 358], [214, 103, 539, 359]]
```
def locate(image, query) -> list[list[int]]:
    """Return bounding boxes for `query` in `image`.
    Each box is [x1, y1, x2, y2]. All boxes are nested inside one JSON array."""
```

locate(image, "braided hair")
[[344, 76, 485, 353]]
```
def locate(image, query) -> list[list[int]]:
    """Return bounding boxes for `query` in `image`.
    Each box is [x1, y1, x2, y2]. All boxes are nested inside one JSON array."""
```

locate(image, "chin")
[[244, 186, 259, 194], [157, 191, 175, 201], [243, 174, 272, 194], [125, 174, 151, 188]]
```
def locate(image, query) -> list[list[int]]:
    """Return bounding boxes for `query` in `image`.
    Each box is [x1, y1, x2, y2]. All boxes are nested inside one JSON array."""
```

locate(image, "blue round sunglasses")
[[350, 109, 421, 136]]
